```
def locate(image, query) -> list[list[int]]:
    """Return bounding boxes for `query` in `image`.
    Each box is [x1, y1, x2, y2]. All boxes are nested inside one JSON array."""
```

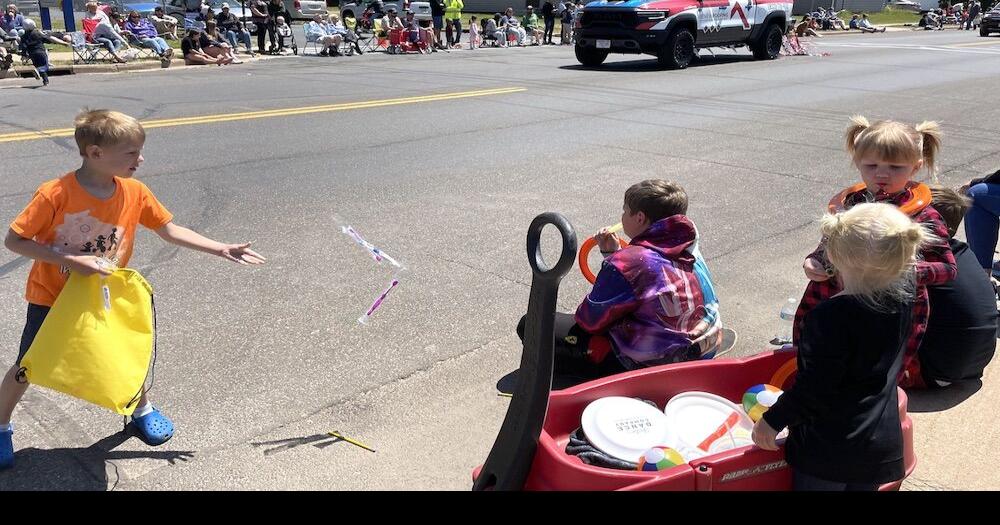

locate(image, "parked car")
[[340, 0, 431, 23], [890, 0, 922, 12], [283, 0, 326, 19], [981, 5, 1000, 36], [13, 0, 38, 16]]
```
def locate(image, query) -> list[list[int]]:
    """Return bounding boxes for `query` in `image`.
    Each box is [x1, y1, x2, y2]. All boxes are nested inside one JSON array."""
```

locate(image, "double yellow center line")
[[0, 87, 526, 144]]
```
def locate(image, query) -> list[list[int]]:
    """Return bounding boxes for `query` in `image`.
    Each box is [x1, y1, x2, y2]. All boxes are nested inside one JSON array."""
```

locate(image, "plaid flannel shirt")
[[792, 188, 957, 388]]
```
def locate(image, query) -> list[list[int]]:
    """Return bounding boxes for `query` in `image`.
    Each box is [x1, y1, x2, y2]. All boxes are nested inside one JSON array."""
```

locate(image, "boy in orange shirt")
[[0, 109, 265, 470]]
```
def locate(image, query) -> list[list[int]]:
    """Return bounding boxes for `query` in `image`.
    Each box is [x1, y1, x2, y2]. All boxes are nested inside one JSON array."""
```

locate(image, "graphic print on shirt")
[[53, 210, 127, 272]]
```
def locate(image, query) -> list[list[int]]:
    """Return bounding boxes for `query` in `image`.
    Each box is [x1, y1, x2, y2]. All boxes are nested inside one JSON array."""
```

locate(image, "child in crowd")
[[468, 15, 480, 49], [0, 110, 265, 470], [754, 203, 928, 491], [917, 186, 998, 387], [516, 180, 722, 379], [275, 15, 292, 53], [794, 116, 956, 389]]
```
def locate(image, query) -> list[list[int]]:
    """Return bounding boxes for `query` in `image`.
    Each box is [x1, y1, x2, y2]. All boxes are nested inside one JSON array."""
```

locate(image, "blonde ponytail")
[[915, 120, 942, 182], [845, 115, 871, 157]]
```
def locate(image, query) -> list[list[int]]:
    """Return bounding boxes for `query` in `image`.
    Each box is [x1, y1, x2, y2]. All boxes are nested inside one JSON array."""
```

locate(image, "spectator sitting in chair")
[[380, 8, 404, 33], [181, 28, 230, 65], [83, 1, 111, 25], [305, 13, 340, 56], [329, 14, 363, 55], [89, 11, 131, 63], [485, 13, 505, 46], [123, 10, 174, 64], [216, 3, 253, 55], [151, 6, 179, 40], [858, 13, 886, 33], [203, 21, 242, 63], [501, 7, 526, 46], [523, 5, 543, 45], [403, 10, 435, 52], [1, 4, 23, 43]]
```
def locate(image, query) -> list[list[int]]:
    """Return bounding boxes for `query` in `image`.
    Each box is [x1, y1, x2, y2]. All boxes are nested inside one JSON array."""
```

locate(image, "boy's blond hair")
[[624, 179, 688, 222], [929, 185, 971, 238], [822, 203, 933, 310], [845, 115, 942, 181], [74, 109, 145, 156]]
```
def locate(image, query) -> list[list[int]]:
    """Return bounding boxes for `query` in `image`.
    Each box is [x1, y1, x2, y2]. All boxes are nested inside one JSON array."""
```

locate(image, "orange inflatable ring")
[[579, 236, 630, 284], [827, 182, 932, 215], [769, 358, 798, 390]]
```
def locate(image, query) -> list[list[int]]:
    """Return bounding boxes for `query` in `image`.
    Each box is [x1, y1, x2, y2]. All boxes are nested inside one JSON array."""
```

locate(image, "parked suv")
[[981, 6, 1000, 36], [340, 0, 431, 22], [574, 0, 791, 69]]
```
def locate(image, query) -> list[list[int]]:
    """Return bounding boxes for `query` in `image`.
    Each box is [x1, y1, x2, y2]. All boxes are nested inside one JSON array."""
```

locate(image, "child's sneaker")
[[129, 408, 175, 446], [0, 425, 13, 470]]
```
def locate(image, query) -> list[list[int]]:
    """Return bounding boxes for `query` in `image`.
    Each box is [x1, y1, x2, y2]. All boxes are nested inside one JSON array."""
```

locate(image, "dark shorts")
[[432, 15, 443, 29], [16, 304, 50, 365]]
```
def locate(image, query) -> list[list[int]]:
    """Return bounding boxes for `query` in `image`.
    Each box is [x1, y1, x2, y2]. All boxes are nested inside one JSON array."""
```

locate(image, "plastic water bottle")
[[772, 298, 798, 346]]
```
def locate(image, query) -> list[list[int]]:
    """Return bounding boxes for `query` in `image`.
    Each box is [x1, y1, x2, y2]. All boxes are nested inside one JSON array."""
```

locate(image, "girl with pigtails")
[[792, 116, 957, 389], [754, 203, 932, 490]]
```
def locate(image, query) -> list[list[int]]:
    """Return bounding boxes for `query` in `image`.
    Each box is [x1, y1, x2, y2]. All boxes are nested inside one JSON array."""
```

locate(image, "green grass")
[[833, 6, 922, 26]]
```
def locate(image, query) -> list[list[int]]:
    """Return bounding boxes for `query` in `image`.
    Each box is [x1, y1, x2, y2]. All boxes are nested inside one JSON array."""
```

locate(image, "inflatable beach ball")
[[637, 446, 685, 472], [742, 384, 783, 422]]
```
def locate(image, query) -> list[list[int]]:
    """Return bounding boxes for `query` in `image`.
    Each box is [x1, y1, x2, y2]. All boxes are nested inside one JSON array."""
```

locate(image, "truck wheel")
[[658, 27, 695, 69], [751, 22, 783, 60], [980, 27, 990, 37], [575, 44, 609, 67]]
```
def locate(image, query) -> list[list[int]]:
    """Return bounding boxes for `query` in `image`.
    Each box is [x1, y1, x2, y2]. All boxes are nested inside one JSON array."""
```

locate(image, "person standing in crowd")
[[249, 0, 274, 54], [217, 3, 254, 55], [445, 0, 463, 46], [429, 0, 446, 50], [541, 0, 556, 44]]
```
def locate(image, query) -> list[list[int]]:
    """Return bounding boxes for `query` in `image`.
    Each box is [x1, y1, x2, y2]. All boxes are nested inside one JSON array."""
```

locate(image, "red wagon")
[[472, 212, 916, 491]]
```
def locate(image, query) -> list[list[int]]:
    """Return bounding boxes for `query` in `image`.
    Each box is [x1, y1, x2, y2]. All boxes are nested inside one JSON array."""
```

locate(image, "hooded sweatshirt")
[[575, 215, 721, 368]]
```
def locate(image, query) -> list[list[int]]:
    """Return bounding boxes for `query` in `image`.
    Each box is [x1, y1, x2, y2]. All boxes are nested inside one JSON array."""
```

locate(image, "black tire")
[[575, 44, 609, 67], [658, 27, 695, 69], [981, 27, 990, 37], [751, 22, 783, 60]]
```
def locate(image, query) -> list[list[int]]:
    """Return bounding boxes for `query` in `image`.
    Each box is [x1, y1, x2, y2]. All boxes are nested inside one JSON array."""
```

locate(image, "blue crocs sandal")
[[0, 426, 13, 470], [130, 408, 174, 446]]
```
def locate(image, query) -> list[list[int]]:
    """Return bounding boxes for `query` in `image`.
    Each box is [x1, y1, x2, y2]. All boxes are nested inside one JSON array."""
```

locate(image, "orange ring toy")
[[827, 182, 932, 215], [769, 357, 798, 390], [579, 236, 629, 284]]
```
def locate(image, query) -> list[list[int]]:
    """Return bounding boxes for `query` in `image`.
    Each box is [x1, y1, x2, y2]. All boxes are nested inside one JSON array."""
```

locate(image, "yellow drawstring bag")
[[19, 268, 155, 416]]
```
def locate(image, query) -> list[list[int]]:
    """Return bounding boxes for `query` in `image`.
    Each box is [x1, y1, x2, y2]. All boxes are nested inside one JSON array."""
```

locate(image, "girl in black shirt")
[[752, 202, 932, 490]]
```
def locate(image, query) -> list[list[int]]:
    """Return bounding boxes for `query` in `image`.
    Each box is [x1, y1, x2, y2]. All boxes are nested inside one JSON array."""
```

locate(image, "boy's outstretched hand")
[[595, 228, 621, 254], [752, 418, 780, 451], [219, 242, 266, 265]]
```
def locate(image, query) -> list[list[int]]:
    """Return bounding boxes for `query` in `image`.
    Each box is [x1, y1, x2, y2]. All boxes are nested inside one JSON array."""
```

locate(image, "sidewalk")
[[1, 49, 270, 79]]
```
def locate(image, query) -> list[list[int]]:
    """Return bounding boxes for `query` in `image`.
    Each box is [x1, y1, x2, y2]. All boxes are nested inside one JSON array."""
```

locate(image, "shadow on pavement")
[[0, 432, 195, 491], [906, 379, 983, 413]]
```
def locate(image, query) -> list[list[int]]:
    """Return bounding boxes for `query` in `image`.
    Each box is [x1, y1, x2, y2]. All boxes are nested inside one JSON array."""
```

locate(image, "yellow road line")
[[0, 87, 527, 144]]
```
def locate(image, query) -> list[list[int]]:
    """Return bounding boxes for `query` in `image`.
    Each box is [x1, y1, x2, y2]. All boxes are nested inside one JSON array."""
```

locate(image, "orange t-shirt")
[[10, 172, 173, 307]]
